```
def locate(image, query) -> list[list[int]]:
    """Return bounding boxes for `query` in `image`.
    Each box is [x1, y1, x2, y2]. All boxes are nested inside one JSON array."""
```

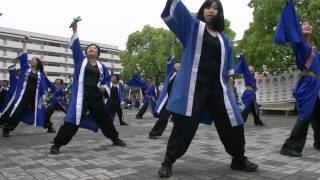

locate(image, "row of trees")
[[120, 0, 320, 81]]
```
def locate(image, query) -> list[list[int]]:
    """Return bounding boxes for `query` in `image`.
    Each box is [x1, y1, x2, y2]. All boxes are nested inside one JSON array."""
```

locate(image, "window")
[[3, 49, 7, 56]]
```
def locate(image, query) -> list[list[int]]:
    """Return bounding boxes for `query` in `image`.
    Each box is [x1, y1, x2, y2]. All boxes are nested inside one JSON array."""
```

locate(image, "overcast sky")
[[0, 0, 253, 50]]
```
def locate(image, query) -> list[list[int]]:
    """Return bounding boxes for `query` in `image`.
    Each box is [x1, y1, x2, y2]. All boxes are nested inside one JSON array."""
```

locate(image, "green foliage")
[[121, 18, 236, 81], [237, 0, 320, 75]]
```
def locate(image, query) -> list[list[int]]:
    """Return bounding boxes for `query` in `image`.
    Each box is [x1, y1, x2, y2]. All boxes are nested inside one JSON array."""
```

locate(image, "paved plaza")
[[0, 110, 320, 180]]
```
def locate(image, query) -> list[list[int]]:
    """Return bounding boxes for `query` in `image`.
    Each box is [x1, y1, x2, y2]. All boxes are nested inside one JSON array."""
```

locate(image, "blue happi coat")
[[0, 66, 17, 117], [235, 56, 258, 110], [127, 75, 157, 114], [155, 56, 176, 115], [64, 33, 111, 132], [44, 77, 67, 111], [9, 50, 47, 127], [107, 81, 125, 121], [274, 0, 320, 121], [161, 0, 243, 126]]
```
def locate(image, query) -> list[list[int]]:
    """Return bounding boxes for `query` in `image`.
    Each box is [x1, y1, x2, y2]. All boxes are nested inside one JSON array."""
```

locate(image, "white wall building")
[[0, 27, 122, 83]]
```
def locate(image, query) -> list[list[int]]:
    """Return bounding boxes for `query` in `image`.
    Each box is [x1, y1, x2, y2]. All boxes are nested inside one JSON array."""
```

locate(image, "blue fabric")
[[0, 68, 17, 115], [162, 0, 243, 126], [44, 77, 67, 108], [155, 56, 176, 115], [10, 51, 47, 127], [274, 0, 320, 121], [235, 56, 256, 88], [63, 34, 111, 132]]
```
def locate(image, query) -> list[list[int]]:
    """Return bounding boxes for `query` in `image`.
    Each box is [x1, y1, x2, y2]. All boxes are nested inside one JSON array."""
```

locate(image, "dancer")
[[105, 74, 128, 126], [128, 75, 157, 119], [158, 0, 258, 177], [44, 78, 67, 133], [274, 0, 320, 157], [236, 56, 265, 126], [50, 20, 126, 154], [149, 46, 180, 139], [2, 38, 48, 137], [0, 64, 18, 125]]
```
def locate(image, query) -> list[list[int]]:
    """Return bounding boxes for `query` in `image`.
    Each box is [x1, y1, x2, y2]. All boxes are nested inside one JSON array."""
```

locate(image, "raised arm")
[[69, 22, 85, 64], [18, 39, 29, 71], [8, 64, 17, 86], [161, 0, 196, 46], [274, 0, 313, 70]]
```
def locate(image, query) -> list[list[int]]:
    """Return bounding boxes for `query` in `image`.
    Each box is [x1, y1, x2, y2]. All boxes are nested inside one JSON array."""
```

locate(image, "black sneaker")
[[113, 138, 127, 147], [149, 134, 159, 140], [2, 128, 9, 137], [136, 115, 143, 119], [230, 157, 258, 172], [50, 145, 60, 155], [158, 162, 172, 178], [254, 121, 266, 126], [47, 126, 56, 133], [280, 148, 302, 157], [120, 122, 129, 126]]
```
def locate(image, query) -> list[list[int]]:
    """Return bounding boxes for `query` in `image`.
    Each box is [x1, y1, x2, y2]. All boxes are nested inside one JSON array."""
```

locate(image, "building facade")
[[0, 27, 122, 83]]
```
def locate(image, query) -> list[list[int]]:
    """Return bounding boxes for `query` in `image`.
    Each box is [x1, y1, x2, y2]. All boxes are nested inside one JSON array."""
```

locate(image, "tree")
[[237, 0, 320, 75], [121, 19, 236, 82]]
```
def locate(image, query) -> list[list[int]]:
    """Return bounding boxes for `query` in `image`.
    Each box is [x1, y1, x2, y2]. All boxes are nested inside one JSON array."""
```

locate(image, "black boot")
[[136, 115, 143, 119], [254, 120, 266, 126], [2, 128, 9, 137], [230, 157, 258, 172], [280, 148, 302, 157], [120, 122, 129, 126], [112, 138, 127, 147], [47, 126, 56, 133], [50, 145, 60, 155], [158, 161, 172, 178], [314, 143, 320, 151]]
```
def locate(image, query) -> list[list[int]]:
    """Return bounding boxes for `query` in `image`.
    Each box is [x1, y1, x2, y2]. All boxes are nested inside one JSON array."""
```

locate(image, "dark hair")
[[146, 76, 153, 81], [2, 80, 8, 85], [55, 78, 64, 85], [197, 0, 225, 32], [34, 57, 44, 72], [85, 44, 101, 58], [111, 74, 120, 82]]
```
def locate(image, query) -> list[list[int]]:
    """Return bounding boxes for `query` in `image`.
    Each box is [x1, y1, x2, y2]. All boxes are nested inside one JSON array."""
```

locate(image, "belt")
[[302, 69, 320, 78]]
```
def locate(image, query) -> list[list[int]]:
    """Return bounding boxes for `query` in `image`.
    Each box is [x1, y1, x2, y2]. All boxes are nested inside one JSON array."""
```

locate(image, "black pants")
[[106, 102, 125, 124], [44, 103, 66, 128], [164, 80, 245, 164], [3, 97, 34, 131], [150, 105, 171, 136], [137, 102, 149, 117], [241, 99, 261, 123], [53, 96, 119, 148], [282, 98, 320, 153]]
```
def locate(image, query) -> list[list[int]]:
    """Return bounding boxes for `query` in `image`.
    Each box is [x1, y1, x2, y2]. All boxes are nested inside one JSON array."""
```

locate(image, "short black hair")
[[111, 74, 120, 82], [2, 80, 8, 85], [146, 76, 153, 81], [85, 44, 101, 58], [55, 78, 64, 85], [197, 0, 225, 32]]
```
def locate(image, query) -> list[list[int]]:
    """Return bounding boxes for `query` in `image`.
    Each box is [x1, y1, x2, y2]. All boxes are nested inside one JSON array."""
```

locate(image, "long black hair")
[[34, 57, 44, 72], [197, 0, 225, 32]]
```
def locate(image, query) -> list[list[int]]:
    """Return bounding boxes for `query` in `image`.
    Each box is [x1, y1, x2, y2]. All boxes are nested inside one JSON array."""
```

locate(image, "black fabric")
[[44, 103, 66, 128], [0, 89, 7, 106], [53, 95, 119, 148], [198, 28, 221, 82], [282, 98, 320, 153], [3, 97, 35, 131], [84, 63, 100, 98], [108, 85, 120, 105], [163, 77, 245, 164], [106, 102, 124, 124], [23, 72, 38, 100], [137, 102, 149, 117], [241, 99, 261, 123], [150, 104, 171, 136]]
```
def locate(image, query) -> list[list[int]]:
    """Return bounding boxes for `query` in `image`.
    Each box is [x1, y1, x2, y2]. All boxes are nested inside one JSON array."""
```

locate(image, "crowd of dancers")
[[0, 0, 319, 178]]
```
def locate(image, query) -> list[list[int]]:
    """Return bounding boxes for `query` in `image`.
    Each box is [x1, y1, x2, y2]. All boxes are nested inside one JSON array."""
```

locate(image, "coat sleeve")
[[161, 0, 196, 46], [44, 76, 56, 93], [226, 40, 235, 76], [8, 65, 17, 86], [18, 49, 29, 71], [166, 56, 175, 77], [274, 0, 313, 70], [101, 65, 111, 97], [69, 33, 85, 65]]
